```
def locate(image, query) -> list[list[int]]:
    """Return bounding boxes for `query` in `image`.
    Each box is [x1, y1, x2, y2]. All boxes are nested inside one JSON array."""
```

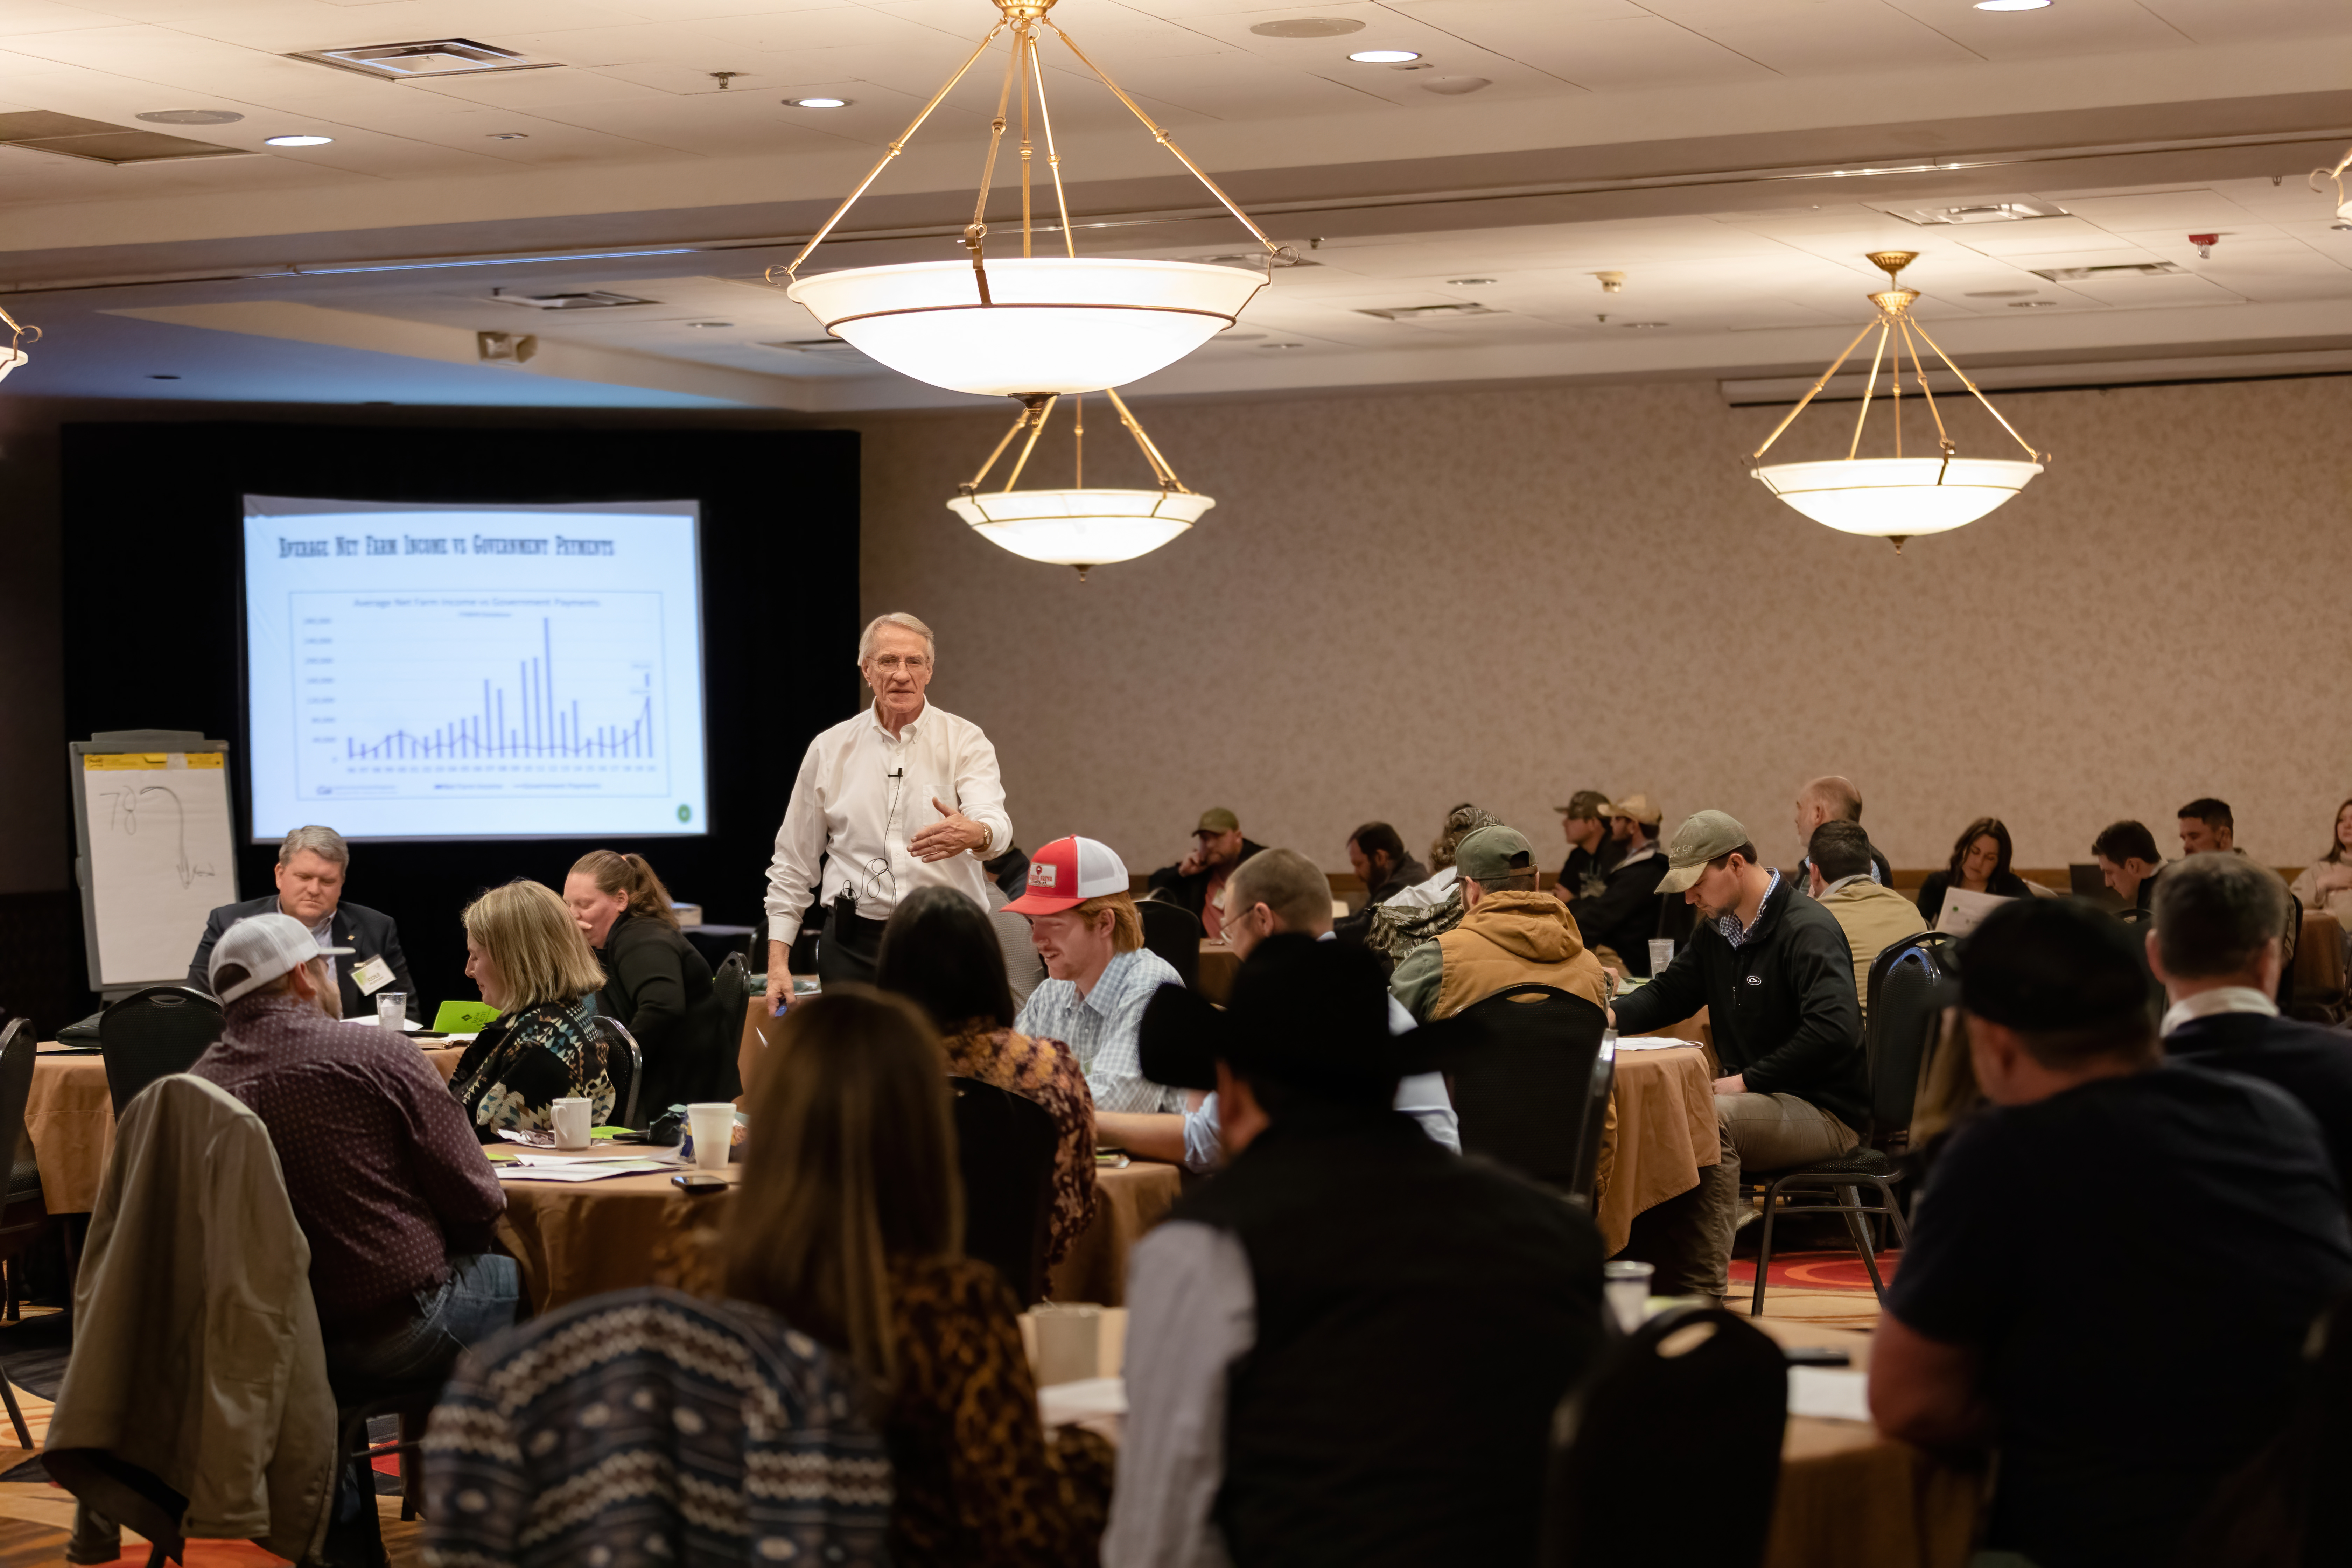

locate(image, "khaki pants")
[[1623, 1091, 1859, 1300]]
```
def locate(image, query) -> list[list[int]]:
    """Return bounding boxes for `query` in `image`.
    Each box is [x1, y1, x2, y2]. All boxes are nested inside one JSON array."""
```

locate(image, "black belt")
[[825, 906, 890, 939]]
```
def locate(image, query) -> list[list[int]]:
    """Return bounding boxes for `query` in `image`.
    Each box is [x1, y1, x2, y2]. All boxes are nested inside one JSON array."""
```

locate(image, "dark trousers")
[[817, 907, 887, 988]]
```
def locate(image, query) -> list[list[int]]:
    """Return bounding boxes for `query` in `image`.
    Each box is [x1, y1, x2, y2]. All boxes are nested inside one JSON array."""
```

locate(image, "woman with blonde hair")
[[564, 849, 726, 1111], [449, 880, 615, 1140], [720, 988, 1108, 1567]]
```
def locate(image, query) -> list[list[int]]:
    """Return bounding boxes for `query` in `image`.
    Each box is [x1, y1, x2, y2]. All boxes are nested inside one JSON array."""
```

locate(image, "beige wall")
[[858, 373, 2352, 881]]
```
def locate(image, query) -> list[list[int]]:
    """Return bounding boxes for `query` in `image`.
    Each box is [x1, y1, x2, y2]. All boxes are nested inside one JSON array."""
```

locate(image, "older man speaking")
[[764, 612, 1011, 1001]]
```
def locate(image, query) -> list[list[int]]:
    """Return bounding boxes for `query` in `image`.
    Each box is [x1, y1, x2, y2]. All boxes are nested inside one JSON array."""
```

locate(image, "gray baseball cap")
[[1455, 825, 1537, 885], [1656, 810, 1752, 895]]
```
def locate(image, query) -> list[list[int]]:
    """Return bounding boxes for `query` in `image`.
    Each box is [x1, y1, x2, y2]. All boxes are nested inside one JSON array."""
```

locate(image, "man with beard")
[[1609, 811, 1864, 1302]]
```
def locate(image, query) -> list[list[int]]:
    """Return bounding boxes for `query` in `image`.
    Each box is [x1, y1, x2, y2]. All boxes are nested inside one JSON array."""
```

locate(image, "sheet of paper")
[[1787, 1366, 1872, 1422], [342, 1015, 421, 1032], [493, 1160, 675, 1183], [1935, 886, 2012, 936], [1613, 1036, 1700, 1052], [1039, 1377, 1127, 1427]]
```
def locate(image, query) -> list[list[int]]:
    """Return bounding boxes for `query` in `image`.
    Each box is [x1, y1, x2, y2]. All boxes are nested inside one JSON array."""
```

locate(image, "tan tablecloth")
[[1593, 1044, 1721, 1256], [496, 1161, 735, 1314], [1196, 941, 1237, 1003], [1047, 1160, 1185, 1306], [496, 1153, 1183, 1316], [1755, 1319, 1980, 1568], [26, 1051, 113, 1214], [28, 1039, 471, 1214]]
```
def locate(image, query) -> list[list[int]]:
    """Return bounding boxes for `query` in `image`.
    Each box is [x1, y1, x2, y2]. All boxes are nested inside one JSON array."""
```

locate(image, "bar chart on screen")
[[294, 590, 673, 800]]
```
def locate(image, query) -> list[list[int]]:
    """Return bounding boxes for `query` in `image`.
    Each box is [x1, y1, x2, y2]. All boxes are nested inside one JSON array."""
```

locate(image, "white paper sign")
[[1935, 886, 2012, 937]]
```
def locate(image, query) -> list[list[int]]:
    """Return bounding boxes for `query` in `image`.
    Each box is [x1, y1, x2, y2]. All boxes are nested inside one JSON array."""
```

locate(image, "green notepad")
[[433, 1000, 502, 1033]]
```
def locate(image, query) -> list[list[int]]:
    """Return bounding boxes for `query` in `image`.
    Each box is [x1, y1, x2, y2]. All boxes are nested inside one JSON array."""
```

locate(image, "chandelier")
[[0, 305, 38, 384], [947, 387, 1212, 580], [774, 0, 1289, 397], [1750, 251, 2047, 552]]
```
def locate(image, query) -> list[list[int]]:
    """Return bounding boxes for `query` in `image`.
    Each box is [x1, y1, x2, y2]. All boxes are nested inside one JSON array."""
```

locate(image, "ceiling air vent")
[[289, 40, 555, 80], [0, 109, 246, 163], [1355, 302, 1500, 321], [490, 289, 656, 310], [2029, 261, 2188, 281], [1888, 199, 2068, 225]]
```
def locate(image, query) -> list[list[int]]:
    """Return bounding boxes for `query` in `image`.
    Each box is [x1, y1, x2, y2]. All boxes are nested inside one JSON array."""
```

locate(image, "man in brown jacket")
[[1391, 826, 1610, 1022]]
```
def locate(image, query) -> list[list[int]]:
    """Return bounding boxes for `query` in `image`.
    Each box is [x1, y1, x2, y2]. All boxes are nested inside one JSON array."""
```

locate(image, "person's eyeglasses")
[[868, 655, 931, 674]]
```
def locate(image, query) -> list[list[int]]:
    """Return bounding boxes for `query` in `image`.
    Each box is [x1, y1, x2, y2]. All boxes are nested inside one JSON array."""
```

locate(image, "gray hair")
[[856, 612, 936, 664], [279, 824, 349, 868]]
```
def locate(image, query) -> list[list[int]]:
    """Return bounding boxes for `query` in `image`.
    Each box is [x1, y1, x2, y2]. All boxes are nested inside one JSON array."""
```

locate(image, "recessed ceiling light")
[[264, 134, 333, 147], [1250, 17, 1364, 37], [1348, 49, 1420, 63], [1623, 321, 1669, 329], [136, 109, 243, 126], [687, 321, 734, 328], [1447, 278, 1496, 286], [786, 97, 849, 109], [1973, 0, 2051, 9], [2009, 299, 2058, 307]]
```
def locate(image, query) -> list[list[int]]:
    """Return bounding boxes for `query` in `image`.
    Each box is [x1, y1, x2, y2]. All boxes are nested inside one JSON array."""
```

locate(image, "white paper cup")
[[1647, 940, 1675, 974], [687, 1102, 735, 1171], [1603, 1260, 1656, 1334], [376, 992, 406, 1031], [1029, 1303, 1104, 1387], [550, 1097, 592, 1151]]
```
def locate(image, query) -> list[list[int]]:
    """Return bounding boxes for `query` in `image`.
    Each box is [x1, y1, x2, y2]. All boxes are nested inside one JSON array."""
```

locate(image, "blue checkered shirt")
[[1715, 868, 1781, 948], [1014, 946, 1186, 1114]]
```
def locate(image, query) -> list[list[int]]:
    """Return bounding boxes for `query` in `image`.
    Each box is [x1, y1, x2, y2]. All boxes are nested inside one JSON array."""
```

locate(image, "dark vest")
[[1172, 1106, 1607, 1568]]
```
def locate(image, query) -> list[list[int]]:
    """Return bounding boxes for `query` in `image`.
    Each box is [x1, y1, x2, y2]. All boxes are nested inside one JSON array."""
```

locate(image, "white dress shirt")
[[764, 700, 1010, 946], [2160, 985, 2278, 1038]]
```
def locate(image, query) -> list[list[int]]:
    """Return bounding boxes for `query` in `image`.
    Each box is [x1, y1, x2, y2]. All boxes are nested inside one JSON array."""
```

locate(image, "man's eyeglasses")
[[867, 655, 932, 674]]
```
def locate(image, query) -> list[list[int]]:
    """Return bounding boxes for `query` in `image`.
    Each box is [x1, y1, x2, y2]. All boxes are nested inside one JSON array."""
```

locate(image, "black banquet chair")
[[948, 1077, 1060, 1307], [1746, 931, 1957, 1314], [1441, 983, 1611, 1199], [97, 986, 223, 1117], [1542, 1305, 1788, 1568], [588, 1015, 645, 1129], [1134, 898, 1202, 990]]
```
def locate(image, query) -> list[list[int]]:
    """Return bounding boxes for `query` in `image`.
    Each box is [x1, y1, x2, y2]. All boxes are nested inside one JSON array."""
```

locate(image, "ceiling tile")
[[1633, 0, 1982, 74], [2134, 0, 2352, 46], [1953, 217, 2148, 255], [1874, 0, 2192, 59]]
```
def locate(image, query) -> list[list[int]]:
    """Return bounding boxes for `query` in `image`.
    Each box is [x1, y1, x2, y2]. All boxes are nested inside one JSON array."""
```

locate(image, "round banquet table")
[[1592, 1044, 1722, 1257], [497, 1154, 1185, 1315], [26, 1039, 472, 1215]]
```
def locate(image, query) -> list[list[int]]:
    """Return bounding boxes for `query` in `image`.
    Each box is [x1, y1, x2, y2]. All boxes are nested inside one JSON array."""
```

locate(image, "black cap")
[[1960, 897, 2148, 1032], [1140, 933, 1469, 1099]]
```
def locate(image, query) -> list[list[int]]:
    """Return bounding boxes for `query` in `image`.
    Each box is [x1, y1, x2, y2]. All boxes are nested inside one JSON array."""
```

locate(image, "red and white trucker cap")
[[1003, 835, 1130, 915]]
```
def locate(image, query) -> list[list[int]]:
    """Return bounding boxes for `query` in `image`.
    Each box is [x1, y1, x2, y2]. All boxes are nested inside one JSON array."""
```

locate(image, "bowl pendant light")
[[946, 387, 1213, 580], [1750, 251, 2049, 552], [774, 0, 1294, 397], [0, 306, 39, 384]]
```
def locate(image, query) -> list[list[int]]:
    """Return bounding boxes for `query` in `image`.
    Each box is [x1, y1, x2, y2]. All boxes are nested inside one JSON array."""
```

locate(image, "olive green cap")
[[1455, 825, 1537, 884], [1195, 807, 1240, 835], [1656, 810, 1751, 895]]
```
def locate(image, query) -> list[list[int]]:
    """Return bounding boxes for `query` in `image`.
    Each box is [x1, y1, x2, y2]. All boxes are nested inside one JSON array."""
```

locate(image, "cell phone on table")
[[672, 1173, 730, 1194], [1782, 1345, 1852, 1367]]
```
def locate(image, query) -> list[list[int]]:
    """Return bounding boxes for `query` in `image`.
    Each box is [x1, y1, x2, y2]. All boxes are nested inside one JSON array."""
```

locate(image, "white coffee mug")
[[550, 1097, 592, 1151], [1029, 1303, 1104, 1388], [687, 1101, 735, 1171]]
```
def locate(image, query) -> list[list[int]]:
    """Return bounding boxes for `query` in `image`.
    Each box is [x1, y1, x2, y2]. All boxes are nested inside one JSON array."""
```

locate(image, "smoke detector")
[[1593, 271, 1626, 294], [290, 40, 556, 80]]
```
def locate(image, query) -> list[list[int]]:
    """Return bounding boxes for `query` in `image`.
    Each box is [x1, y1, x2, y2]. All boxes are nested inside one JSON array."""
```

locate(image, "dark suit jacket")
[[2166, 1009, 2352, 1199], [188, 895, 420, 1022]]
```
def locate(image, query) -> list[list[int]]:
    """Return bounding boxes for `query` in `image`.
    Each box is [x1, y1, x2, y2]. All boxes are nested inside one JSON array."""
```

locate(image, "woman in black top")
[[451, 880, 615, 1142], [1914, 816, 2033, 924], [565, 849, 723, 1116]]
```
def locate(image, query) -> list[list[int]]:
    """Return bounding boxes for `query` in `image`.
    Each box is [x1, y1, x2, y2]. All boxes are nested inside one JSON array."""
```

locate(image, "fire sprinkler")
[[2189, 232, 2220, 259]]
